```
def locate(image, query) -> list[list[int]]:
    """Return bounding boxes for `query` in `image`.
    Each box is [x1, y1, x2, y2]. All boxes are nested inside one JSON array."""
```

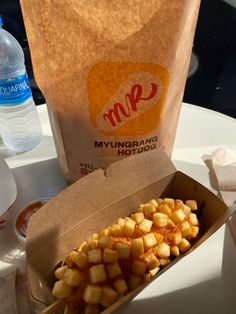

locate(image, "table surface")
[[1, 103, 236, 314]]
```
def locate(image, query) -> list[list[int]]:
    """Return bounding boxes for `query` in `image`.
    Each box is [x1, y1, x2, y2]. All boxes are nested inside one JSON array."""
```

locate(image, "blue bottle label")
[[0, 73, 32, 106]]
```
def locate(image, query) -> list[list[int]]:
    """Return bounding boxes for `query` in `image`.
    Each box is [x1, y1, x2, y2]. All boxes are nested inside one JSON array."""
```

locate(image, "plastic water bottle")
[[0, 16, 42, 153]]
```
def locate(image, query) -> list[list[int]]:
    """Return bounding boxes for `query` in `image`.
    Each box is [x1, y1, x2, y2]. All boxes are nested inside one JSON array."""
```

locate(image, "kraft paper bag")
[[20, 0, 200, 183]]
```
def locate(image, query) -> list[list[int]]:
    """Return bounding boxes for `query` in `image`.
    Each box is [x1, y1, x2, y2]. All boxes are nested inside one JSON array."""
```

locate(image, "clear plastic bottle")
[[0, 16, 42, 153]]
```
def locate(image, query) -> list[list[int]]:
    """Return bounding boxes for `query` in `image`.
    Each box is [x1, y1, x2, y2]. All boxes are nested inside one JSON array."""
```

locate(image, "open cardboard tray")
[[25, 149, 236, 313]]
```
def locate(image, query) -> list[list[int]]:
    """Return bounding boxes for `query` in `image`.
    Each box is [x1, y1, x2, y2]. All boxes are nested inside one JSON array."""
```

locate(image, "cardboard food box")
[[26, 149, 236, 313]]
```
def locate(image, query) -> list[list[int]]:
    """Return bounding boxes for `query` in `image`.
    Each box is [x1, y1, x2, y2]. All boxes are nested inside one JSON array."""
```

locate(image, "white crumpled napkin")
[[211, 147, 236, 243]]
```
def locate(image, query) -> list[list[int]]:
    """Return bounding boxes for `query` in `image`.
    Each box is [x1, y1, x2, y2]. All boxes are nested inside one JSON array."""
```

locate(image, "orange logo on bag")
[[88, 62, 169, 136]]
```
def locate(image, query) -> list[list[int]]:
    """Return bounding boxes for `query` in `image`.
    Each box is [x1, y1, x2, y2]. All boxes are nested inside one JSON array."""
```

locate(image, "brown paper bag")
[[20, 0, 200, 183]]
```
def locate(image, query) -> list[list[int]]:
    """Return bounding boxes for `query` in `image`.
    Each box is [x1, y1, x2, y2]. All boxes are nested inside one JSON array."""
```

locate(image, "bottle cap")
[[0, 16, 3, 27], [14, 199, 50, 243]]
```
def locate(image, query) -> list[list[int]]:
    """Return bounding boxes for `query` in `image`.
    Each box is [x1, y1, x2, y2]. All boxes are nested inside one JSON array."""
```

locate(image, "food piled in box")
[[25, 150, 235, 313]]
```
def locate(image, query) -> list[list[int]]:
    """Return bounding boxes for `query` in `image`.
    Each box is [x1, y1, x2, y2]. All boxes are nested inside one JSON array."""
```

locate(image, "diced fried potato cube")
[[78, 241, 89, 253], [110, 224, 124, 237], [153, 213, 168, 228], [180, 221, 192, 237], [63, 268, 83, 287], [115, 218, 125, 225], [131, 212, 145, 224], [84, 284, 102, 304], [188, 213, 199, 226], [113, 278, 128, 294], [88, 249, 102, 264], [154, 233, 164, 244], [89, 264, 107, 283], [138, 219, 153, 234], [179, 239, 191, 253], [52, 280, 72, 299], [89, 240, 98, 250], [143, 233, 157, 250], [136, 205, 144, 213], [131, 260, 146, 275], [185, 200, 198, 210], [148, 199, 159, 207], [131, 237, 144, 258], [145, 252, 160, 270], [142, 203, 156, 217], [106, 262, 122, 279], [171, 245, 180, 257], [115, 242, 130, 259], [156, 198, 163, 205], [159, 258, 171, 266], [155, 243, 170, 258], [143, 273, 151, 283], [99, 228, 111, 237], [91, 233, 98, 241], [98, 236, 113, 250], [123, 218, 136, 237], [100, 286, 118, 308], [84, 304, 100, 314], [149, 267, 160, 277], [55, 265, 68, 280], [103, 248, 118, 263], [171, 231, 182, 245], [191, 226, 199, 238], [163, 198, 175, 209], [170, 209, 186, 224], [74, 251, 88, 268], [181, 204, 191, 216], [157, 203, 172, 215], [128, 274, 142, 290], [65, 251, 78, 267], [175, 199, 184, 207]]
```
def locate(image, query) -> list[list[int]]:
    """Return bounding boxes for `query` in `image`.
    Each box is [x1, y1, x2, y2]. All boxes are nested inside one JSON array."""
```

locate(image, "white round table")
[[0, 103, 236, 314]]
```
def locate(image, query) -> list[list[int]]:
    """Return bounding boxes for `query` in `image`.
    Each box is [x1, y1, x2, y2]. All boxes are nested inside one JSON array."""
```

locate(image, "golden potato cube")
[[106, 262, 122, 279], [74, 251, 88, 268], [155, 243, 170, 258], [89, 264, 107, 284], [171, 245, 180, 257], [185, 200, 198, 210], [128, 274, 142, 290], [171, 231, 182, 245], [115, 242, 130, 259], [154, 233, 164, 244], [153, 213, 168, 228], [113, 278, 128, 294], [136, 205, 144, 213], [143, 233, 157, 250], [180, 221, 192, 238], [123, 218, 136, 237], [65, 251, 78, 267], [142, 203, 156, 217], [99, 228, 111, 237], [115, 218, 125, 225], [110, 223, 124, 237], [138, 219, 153, 234], [149, 266, 160, 277], [159, 258, 171, 266], [88, 249, 102, 264], [188, 213, 199, 226], [145, 252, 160, 270], [191, 226, 199, 238], [179, 238, 191, 253], [63, 268, 83, 287], [103, 248, 118, 263], [157, 203, 172, 215], [148, 199, 159, 207], [84, 304, 100, 314], [170, 209, 186, 224], [98, 236, 113, 250], [131, 260, 147, 275], [156, 198, 163, 205], [100, 286, 118, 308], [131, 212, 145, 224], [55, 265, 68, 280], [143, 273, 151, 283], [89, 240, 98, 250], [181, 204, 191, 216], [83, 284, 102, 304], [52, 280, 72, 299], [163, 198, 175, 209], [131, 237, 144, 258], [78, 241, 89, 253], [175, 199, 184, 207], [91, 233, 98, 241]]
